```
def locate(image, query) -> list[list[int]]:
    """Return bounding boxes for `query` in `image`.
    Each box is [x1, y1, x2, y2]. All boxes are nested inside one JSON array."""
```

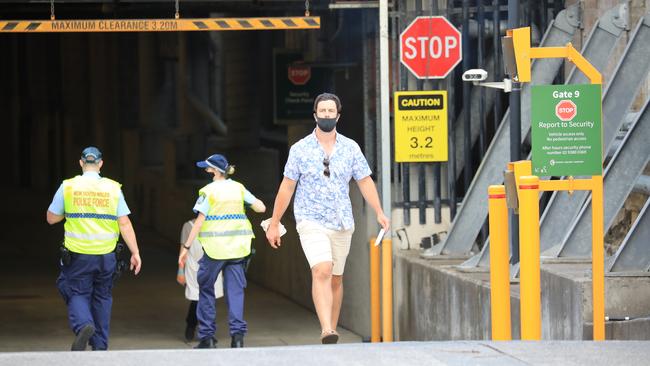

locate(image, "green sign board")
[[531, 84, 602, 176], [273, 50, 326, 124]]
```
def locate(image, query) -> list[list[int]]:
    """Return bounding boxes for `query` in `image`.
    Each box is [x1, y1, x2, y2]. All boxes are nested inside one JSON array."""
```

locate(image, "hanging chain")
[[50, 0, 55, 20], [304, 0, 310, 17], [175, 0, 180, 19]]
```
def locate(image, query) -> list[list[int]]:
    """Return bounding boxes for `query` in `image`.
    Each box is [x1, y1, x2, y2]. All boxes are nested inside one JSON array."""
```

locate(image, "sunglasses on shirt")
[[323, 157, 330, 178]]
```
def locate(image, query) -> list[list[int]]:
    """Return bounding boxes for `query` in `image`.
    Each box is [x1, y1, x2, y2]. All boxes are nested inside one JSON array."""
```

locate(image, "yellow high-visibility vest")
[[62, 175, 121, 254], [197, 180, 254, 260]]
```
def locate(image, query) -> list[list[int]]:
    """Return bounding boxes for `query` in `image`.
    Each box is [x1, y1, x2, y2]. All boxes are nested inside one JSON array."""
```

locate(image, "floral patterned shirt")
[[284, 130, 372, 230]]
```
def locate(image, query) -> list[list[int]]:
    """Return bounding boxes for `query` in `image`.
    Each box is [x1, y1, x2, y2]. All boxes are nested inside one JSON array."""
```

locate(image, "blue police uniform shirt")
[[193, 179, 257, 215], [48, 171, 131, 217], [283, 130, 372, 231]]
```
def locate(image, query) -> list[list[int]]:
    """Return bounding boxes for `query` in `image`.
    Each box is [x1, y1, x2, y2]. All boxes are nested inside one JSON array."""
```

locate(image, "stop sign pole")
[[399, 16, 462, 79]]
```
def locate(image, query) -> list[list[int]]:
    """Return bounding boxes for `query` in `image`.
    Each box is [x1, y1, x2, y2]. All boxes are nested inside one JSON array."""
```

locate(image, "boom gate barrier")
[[489, 27, 604, 341]]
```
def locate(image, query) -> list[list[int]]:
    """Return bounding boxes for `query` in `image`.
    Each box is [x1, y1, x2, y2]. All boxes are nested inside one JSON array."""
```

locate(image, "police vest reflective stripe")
[[199, 229, 253, 238], [197, 180, 254, 260], [64, 231, 120, 241], [62, 175, 121, 255]]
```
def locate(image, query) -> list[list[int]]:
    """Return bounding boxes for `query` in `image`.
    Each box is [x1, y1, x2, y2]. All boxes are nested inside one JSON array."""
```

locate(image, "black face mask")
[[315, 117, 337, 132]]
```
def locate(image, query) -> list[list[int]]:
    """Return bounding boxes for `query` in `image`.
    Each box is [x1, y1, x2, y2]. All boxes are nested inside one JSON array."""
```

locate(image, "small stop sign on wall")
[[555, 100, 577, 121], [288, 64, 311, 86], [400, 16, 462, 79]]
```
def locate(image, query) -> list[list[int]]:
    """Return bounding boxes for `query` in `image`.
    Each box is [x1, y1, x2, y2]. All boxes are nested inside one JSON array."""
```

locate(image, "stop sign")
[[555, 100, 577, 121], [288, 64, 311, 86], [400, 16, 462, 79]]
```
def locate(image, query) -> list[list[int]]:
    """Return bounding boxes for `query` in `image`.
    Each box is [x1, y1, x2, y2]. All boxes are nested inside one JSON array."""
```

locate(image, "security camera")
[[462, 69, 488, 82]]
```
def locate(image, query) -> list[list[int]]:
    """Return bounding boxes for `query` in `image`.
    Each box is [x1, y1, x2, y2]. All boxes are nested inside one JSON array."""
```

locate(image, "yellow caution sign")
[[0, 17, 320, 33], [394, 90, 448, 162]]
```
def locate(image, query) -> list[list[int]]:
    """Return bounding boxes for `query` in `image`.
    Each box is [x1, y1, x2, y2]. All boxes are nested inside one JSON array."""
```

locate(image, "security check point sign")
[[531, 85, 602, 176], [394, 91, 448, 162]]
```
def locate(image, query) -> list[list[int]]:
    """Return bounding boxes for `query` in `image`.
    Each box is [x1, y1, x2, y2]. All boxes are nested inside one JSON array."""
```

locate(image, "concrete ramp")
[[2, 341, 650, 366]]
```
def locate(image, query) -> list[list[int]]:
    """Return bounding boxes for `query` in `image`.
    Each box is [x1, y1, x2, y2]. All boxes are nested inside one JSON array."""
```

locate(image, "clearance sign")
[[394, 91, 448, 162], [0, 17, 320, 33]]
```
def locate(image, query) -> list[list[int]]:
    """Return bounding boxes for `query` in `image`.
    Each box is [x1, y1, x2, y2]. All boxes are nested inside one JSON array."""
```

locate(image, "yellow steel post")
[[381, 239, 393, 342], [591, 175, 605, 340], [509, 26, 604, 340], [511, 160, 532, 180], [370, 238, 381, 343], [510, 27, 531, 82], [488, 185, 512, 340], [511, 160, 533, 208], [518, 175, 541, 340]]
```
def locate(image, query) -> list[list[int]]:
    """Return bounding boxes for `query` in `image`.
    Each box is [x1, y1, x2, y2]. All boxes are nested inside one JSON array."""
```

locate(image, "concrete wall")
[[394, 251, 499, 340], [605, 317, 650, 339], [540, 263, 591, 340], [393, 252, 650, 341]]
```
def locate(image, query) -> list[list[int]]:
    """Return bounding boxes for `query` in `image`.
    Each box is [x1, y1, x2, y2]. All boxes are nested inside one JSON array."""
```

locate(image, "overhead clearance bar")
[[0, 17, 320, 33]]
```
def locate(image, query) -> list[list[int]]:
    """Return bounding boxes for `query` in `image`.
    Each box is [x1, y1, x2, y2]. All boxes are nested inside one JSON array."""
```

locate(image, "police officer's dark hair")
[[313, 93, 342, 114]]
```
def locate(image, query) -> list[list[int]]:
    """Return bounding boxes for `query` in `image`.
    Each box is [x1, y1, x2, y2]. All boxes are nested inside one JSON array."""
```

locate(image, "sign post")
[[399, 16, 462, 79]]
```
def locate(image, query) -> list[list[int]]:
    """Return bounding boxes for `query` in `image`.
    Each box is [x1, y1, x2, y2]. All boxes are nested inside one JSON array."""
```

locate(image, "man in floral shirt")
[[266, 93, 390, 344]]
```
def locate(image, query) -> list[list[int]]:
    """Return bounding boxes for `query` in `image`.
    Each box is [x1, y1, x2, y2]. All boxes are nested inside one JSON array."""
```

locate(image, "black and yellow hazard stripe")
[[0, 16, 320, 33]]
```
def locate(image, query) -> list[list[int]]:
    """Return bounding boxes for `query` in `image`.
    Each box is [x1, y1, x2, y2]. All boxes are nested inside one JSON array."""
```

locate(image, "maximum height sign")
[[394, 91, 448, 162], [531, 84, 602, 176]]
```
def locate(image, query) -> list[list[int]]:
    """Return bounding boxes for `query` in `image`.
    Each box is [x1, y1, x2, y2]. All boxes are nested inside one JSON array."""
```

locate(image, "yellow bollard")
[[370, 238, 381, 342], [488, 185, 512, 340], [381, 239, 393, 342], [518, 176, 541, 340], [591, 175, 605, 340]]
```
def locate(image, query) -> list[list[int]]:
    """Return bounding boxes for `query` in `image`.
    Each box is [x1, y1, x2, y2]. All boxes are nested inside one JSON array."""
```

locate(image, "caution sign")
[[394, 91, 448, 162], [531, 84, 602, 176], [0, 17, 320, 33]]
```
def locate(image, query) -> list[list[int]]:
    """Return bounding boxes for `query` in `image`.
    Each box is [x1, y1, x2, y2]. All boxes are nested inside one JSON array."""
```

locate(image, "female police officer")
[[178, 153, 265, 348]]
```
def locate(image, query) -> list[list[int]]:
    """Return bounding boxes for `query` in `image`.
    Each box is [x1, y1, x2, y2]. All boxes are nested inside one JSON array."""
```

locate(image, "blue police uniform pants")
[[56, 252, 116, 350], [197, 255, 247, 341]]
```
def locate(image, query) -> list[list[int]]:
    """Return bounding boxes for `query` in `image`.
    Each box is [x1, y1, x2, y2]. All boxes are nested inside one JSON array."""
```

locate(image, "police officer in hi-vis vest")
[[178, 153, 265, 349], [47, 146, 142, 351]]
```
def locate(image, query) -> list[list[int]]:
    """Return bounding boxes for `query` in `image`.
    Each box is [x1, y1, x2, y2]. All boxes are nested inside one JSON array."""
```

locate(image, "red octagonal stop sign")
[[555, 100, 577, 121], [288, 64, 311, 86], [400, 16, 462, 79]]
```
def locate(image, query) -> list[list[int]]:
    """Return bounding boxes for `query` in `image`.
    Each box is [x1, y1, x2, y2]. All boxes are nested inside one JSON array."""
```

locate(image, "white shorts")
[[296, 220, 354, 275]]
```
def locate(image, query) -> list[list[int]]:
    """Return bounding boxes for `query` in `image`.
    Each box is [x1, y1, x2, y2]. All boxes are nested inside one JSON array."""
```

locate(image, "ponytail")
[[226, 165, 236, 176]]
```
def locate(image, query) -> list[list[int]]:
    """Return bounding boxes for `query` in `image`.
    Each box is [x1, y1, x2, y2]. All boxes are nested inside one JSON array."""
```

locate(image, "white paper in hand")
[[260, 218, 287, 237], [374, 228, 386, 246]]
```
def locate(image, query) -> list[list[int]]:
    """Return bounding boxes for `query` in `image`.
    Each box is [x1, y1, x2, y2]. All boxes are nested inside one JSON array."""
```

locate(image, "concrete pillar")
[[163, 137, 176, 189], [177, 33, 192, 132], [121, 129, 140, 205], [138, 33, 155, 129], [7, 37, 20, 185]]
